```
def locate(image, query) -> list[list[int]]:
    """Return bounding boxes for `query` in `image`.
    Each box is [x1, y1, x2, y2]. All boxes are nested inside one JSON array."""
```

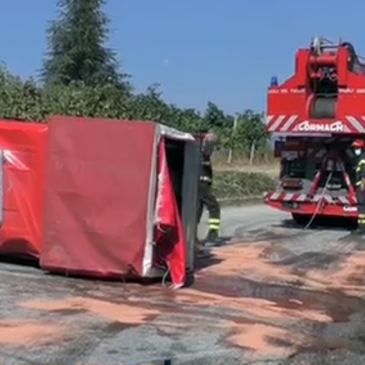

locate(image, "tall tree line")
[[0, 0, 270, 161]]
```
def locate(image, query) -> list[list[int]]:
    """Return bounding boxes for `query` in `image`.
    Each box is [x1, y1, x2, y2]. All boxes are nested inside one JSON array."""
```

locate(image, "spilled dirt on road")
[[21, 297, 162, 324], [20, 295, 302, 357], [199, 241, 365, 296], [306, 250, 365, 296], [0, 318, 64, 347], [16, 239, 365, 358], [225, 322, 300, 356]]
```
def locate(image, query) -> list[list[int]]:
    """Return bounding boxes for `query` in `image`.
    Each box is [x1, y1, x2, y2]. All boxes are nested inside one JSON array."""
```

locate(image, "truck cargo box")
[[40, 116, 198, 286]]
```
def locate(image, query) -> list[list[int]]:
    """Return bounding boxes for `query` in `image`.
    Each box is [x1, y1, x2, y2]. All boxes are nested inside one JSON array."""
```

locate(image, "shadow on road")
[[274, 215, 357, 231]]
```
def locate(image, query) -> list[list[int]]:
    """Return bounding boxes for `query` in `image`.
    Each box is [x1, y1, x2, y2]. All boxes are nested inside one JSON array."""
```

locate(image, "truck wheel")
[[291, 213, 311, 226]]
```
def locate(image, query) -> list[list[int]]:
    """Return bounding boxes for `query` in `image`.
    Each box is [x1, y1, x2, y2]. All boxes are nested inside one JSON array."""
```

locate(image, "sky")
[[0, 0, 364, 114]]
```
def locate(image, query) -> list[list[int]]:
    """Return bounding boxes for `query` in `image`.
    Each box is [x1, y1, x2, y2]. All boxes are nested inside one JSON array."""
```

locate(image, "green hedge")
[[213, 171, 276, 201]]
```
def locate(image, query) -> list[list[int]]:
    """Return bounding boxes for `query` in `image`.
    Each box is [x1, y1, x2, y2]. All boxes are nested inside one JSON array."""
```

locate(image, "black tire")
[[291, 213, 311, 226]]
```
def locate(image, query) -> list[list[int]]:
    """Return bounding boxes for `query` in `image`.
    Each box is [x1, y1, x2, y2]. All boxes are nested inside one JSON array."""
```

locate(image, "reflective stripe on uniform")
[[209, 218, 220, 230], [356, 159, 365, 172], [358, 213, 365, 224], [356, 178, 365, 186], [358, 213, 365, 223], [200, 176, 212, 182]]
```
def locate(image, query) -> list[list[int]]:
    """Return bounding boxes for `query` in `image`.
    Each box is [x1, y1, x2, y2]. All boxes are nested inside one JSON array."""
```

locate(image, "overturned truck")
[[264, 37, 365, 224], [0, 116, 199, 288]]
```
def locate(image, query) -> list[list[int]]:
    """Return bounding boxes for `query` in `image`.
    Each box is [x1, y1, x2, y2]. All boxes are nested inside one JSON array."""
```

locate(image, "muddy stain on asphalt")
[[20, 297, 162, 324], [192, 242, 365, 356], [196, 275, 363, 323], [5, 240, 365, 361], [0, 319, 64, 347]]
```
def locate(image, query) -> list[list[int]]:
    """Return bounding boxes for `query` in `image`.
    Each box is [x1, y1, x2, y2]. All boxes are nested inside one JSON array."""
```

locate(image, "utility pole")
[[227, 115, 238, 164]]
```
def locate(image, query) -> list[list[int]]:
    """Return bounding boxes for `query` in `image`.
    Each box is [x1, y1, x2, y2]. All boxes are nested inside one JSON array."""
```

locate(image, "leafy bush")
[[214, 171, 275, 200], [0, 64, 272, 164]]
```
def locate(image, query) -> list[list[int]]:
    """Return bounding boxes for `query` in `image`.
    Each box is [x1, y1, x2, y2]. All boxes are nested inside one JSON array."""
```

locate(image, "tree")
[[203, 101, 231, 129], [41, 0, 131, 94]]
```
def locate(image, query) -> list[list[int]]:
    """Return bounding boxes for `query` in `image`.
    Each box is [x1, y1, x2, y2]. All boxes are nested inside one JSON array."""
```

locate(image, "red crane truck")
[[264, 37, 365, 225]]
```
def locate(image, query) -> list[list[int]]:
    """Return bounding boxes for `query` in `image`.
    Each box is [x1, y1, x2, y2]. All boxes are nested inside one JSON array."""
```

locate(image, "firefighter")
[[197, 129, 221, 246], [352, 139, 365, 234]]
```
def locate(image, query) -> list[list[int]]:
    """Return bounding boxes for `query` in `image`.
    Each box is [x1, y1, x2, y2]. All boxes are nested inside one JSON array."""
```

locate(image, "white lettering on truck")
[[296, 121, 344, 132]]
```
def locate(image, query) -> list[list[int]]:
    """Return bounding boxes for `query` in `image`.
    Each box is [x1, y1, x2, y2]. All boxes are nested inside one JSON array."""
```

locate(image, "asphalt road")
[[1, 204, 365, 364]]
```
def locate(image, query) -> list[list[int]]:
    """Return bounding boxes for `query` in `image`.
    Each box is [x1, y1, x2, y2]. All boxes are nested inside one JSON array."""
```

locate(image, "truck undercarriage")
[[264, 135, 358, 224]]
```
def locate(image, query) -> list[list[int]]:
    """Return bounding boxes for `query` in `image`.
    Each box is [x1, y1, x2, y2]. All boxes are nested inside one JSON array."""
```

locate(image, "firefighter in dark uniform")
[[197, 129, 221, 245], [352, 139, 365, 234]]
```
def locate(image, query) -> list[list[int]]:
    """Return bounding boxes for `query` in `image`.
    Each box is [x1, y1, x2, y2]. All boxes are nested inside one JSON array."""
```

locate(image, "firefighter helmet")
[[200, 130, 218, 157], [352, 139, 364, 148]]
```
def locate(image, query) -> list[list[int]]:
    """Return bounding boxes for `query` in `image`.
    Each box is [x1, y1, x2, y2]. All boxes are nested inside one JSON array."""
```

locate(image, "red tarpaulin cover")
[[154, 139, 186, 288], [41, 116, 157, 278], [41, 116, 186, 286], [0, 120, 47, 257]]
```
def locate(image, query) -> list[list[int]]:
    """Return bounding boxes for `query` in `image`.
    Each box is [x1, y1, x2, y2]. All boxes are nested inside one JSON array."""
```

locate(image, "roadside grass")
[[214, 167, 277, 202], [207, 151, 279, 201]]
